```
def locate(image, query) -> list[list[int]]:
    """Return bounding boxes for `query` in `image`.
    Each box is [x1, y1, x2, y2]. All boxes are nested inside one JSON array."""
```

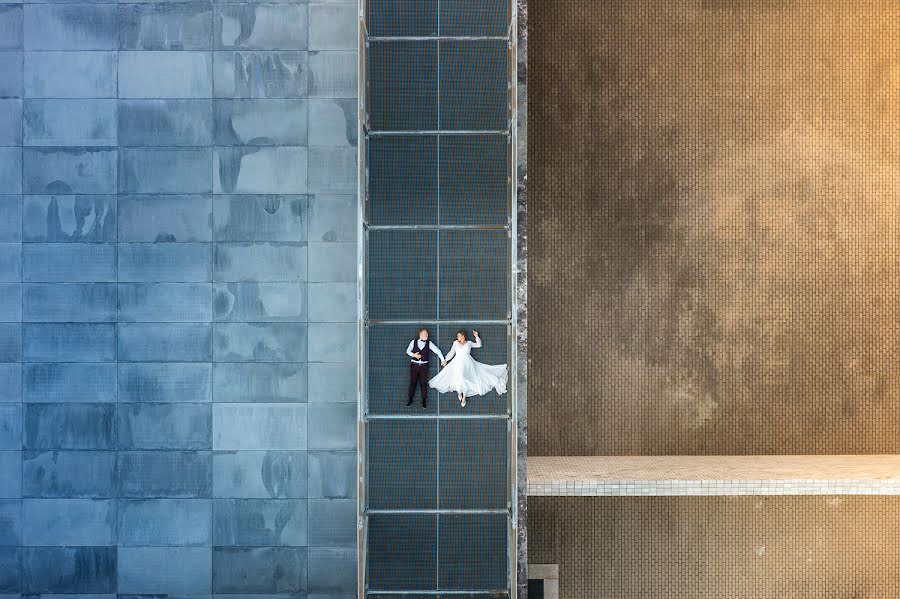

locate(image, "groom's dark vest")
[[412, 339, 429, 364]]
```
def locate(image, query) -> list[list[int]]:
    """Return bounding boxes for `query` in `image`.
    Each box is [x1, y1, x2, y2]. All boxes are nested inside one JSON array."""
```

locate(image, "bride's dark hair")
[[456, 329, 468, 340]]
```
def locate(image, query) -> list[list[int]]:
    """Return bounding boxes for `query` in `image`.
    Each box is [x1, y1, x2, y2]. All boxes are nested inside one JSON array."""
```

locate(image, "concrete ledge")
[[528, 455, 900, 496]]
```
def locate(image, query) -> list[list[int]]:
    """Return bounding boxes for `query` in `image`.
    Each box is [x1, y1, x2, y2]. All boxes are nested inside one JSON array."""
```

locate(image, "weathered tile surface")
[[10, 0, 358, 591]]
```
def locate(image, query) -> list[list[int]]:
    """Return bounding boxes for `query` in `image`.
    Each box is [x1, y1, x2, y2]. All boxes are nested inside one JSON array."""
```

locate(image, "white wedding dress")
[[428, 336, 508, 398]]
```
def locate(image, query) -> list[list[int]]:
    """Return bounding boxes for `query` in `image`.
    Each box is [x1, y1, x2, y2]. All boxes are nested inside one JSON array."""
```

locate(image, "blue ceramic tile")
[[22, 499, 116, 545], [0, 149, 22, 194], [24, 5, 117, 50], [23, 147, 116, 194], [0, 5, 22, 50], [117, 547, 211, 594], [0, 546, 20, 593], [0, 364, 21, 402], [118, 51, 212, 98], [308, 50, 355, 98], [117, 196, 212, 242], [117, 403, 212, 450], [213, 51, 308, 99], [118, 363, 212, 403], [307, 242, 355, 282], [118, 243, 212, 283], [23, 283, 117, 322], [118, 3, 213, 51], [308, 4, 355, 50], [22, 195, 116, 243], [0, 499, 20, 545], [0, 324, 20, 362], [24, 363, 117, 403], [212, 283, 306, 322], [212, 362, 306, 403], [308, 547, 356, 595], [213, 99, 307, 146], [213, 243, 307, 282], [23, 324, 116, 362], [118, 100, 213, 146], [0, 451, 21, 498], [0, 52, 22, 98], [308, 498, 355, 546], [117, 283, 212, 322], [0, 284, 22, 322], [118, 499, 211, 546], [117, 323, 212, 362], [307, 403, 355, 451], [23, 244, 116, 282], [24, 51, 117, 98], [215, 4, 307, 50], [0, 197, 21, 243], [308, 146, 355, 194], [306, 322, 356, 362], [213, 498, 307, 546], [23, 403, 116, 450], [117, 451, 211, 498], [0, 404, 21, 450], [307, 282, 355, 322], [308, 98, 356, 147], [23, 547, 115, 594], [212, 547, 307, 593], [24, 99, 117, 146], [0, 100, 21, 145], [213, 147, 307, 194], [212, 450, 306, 498], [212, 403, 306, 450], [213, 195, 307, 242], [23, 450, 116, 498], [213, 322, 307, 362], [119, 148, 212, 194], [307, 451, 355, 499]]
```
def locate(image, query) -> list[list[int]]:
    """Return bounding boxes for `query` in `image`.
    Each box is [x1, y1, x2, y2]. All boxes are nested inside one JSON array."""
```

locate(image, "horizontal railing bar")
[[366, 224, 509, 230], [366, 130, 510, 136], [368, 35, 509, 41], [367, 508, 508, 514], [366, 319, 511, 324], [366, 413, 509, 420], [367, 591, 509, 596]]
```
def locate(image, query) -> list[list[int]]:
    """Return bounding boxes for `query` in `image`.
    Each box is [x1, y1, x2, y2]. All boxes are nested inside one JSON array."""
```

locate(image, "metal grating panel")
[[368, 40, 439, 132], [440, 40, 508, 131], [367, 0, 438, 37], [439, 230, 510, 320], [440, 134, 510, 226], [368, 513, 438, 591], [439, 0, 509, 37], [368, 229, 438, 321], [368, 135, 438, 226], [440, 419, 509, 509], [368, 419, 438, 510], [439, 513, 508, 590], [368, 323, 441, 415]]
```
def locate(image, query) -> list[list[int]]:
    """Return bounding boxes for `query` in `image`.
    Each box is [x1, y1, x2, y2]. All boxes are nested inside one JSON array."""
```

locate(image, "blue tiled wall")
[[0, 0, 358, 595]]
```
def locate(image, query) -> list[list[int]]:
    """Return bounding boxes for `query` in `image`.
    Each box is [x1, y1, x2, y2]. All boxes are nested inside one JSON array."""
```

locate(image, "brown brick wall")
[[529, 0, 900, 455], [530, 496, 900, 598]]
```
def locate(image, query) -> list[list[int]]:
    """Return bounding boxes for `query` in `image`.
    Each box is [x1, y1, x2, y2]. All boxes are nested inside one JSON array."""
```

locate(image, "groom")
[[405, 327, 446, 408]]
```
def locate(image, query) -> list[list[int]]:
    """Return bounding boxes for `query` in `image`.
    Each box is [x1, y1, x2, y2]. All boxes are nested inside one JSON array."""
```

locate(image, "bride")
[[428, 329, 507, 407]]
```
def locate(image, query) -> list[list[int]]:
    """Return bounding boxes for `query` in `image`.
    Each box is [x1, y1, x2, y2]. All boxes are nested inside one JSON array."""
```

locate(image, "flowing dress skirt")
[[429, 354, 507, 397]]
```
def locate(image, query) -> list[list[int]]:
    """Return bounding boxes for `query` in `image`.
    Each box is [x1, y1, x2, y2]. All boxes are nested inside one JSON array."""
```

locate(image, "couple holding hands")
[[406, 327, 508, 408]]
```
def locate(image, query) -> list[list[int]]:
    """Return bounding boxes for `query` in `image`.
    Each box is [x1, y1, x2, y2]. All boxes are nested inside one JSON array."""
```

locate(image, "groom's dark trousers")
[[408, 361, 429, 404]]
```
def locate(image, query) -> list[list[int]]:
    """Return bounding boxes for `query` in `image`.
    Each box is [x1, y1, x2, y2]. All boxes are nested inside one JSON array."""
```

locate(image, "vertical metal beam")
[[356, 2, 368, 598]]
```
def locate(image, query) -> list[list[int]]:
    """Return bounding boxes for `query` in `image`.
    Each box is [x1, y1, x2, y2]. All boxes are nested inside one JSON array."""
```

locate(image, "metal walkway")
[[357, 0, 520, 595]]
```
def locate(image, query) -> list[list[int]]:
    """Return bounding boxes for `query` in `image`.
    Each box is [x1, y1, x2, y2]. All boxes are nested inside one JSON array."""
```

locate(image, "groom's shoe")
[[406, 398, 413, 407], [421, 399, 427, 409]]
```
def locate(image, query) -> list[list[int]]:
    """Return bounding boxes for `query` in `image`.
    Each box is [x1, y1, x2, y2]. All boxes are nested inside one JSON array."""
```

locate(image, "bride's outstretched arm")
[[444, 342, 456, 362], [470, 334, 482, 348]]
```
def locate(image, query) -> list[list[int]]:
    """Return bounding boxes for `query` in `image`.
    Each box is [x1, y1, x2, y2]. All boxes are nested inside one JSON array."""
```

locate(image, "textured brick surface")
[[530, 496, 900, 599], [0, 0, 358, 593], [529, 0, 900, 456]]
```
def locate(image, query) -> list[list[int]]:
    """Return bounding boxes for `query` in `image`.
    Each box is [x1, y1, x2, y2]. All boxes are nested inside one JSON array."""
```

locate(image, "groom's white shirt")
[[406, 339, 445, 364]]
